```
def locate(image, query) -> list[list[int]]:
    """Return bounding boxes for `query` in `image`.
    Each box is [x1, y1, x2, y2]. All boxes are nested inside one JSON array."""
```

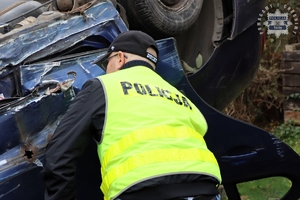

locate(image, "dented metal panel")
[[0, 1, 126, 199], [19, 51, 105, 95], [0, 51, 104, 155], [0, 0, 127, 69], [0, 61, 101, 199]]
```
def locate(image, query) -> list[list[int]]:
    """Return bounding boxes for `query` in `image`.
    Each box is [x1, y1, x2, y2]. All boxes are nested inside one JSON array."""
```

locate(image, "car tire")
[[118, 0, 203, 38]]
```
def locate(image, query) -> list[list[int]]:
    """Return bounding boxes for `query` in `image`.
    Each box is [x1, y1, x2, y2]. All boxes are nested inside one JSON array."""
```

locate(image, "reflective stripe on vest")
[[100, 125, 220, 199]]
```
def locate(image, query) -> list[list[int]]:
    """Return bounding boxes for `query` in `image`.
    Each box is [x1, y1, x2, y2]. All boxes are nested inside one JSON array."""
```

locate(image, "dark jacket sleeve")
[[44, 78, 106, 200]]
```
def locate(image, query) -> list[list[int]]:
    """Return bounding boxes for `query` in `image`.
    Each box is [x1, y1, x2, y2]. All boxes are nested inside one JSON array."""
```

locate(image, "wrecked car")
[[0, 0, 299, 199]]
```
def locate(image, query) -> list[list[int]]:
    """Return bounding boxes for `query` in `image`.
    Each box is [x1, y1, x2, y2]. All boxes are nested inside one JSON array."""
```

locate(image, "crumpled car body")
[[0, 0, 299, 199]]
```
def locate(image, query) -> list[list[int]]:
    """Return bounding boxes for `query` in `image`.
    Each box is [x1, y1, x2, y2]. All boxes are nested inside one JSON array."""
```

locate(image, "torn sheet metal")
[[0, 67, 16, 98], [0, 0, 127, 98], [19, 50, 104, 95], [0, 50, 105, 156], [0, 0, 127, 69], [0, 90, 75, 199]]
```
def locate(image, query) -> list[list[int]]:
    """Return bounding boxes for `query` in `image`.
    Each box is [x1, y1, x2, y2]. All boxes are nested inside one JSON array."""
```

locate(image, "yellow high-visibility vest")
[[98, 66, 222, 200]]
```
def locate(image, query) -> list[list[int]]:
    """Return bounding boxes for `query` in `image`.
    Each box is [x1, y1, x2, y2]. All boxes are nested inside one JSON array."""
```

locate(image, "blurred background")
[[222, 1, 300, 198]]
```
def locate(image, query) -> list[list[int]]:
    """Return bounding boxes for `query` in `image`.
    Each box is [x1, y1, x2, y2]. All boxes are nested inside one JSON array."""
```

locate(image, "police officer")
[[44, 30, 222, 200]]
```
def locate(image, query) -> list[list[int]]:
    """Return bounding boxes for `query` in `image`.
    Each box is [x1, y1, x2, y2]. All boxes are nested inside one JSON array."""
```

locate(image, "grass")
[[237, 177, 291, 200], [292, 142, 300, 155]]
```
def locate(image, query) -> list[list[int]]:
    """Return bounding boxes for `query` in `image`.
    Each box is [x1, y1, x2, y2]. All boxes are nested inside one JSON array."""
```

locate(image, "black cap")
[[94, 31, 159, 70]]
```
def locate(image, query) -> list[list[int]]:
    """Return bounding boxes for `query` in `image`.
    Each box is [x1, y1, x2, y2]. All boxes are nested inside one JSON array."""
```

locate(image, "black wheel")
[[118, 0, 203, 39]]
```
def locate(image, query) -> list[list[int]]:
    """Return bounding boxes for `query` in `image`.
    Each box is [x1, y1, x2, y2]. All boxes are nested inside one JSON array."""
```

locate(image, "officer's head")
[[94, 30, 159, 73]]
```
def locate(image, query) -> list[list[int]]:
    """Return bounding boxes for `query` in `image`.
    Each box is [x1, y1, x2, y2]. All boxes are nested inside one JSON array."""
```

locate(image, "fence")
[[281, 43, 300, 124]]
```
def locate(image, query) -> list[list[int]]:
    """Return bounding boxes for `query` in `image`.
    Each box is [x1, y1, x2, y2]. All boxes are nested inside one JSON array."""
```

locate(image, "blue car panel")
[[230, 0, 265, 39]]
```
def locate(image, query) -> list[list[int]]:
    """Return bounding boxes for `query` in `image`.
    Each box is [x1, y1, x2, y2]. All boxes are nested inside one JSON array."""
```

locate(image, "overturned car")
[[0, 0, 299, 199]]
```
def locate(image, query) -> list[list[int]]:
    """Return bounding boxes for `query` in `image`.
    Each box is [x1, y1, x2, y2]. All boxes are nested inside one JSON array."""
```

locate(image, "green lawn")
[[237, 177, 291, 200]]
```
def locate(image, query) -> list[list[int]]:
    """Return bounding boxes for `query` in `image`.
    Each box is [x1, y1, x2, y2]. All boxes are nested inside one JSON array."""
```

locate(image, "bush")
[[273, 121, 300, 146]]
